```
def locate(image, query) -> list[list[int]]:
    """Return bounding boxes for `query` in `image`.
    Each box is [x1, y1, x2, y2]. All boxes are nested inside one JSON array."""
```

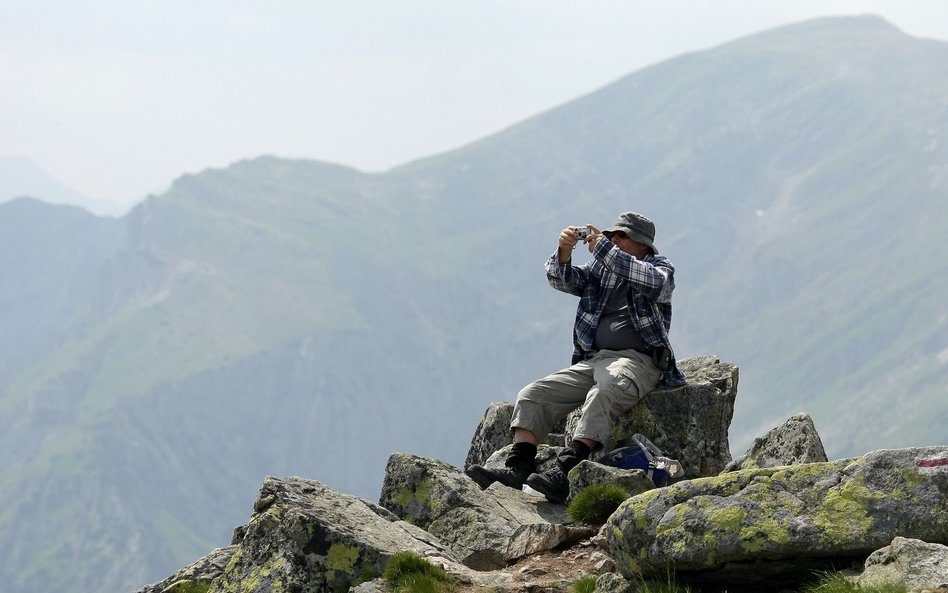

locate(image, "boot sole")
[[526, 473, 568, 504]]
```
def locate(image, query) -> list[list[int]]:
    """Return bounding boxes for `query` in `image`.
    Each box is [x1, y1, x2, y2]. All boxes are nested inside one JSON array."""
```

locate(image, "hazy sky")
[[3, 1, 948, 207]]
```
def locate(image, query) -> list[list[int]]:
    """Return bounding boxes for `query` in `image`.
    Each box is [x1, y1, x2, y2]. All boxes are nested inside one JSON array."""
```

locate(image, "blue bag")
[[601, 434, 683, 487]]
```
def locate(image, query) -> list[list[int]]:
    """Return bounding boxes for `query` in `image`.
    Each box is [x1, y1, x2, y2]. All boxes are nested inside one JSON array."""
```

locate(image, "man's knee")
[[516, 380, 544, 403]]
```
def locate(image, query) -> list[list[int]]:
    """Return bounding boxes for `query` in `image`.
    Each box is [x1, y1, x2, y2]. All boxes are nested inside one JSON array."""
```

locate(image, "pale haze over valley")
[[2, 1, 948, 210]]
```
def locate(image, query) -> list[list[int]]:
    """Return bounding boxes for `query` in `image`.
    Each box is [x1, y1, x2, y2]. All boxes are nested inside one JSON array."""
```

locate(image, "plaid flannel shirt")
[[545, 237, 687, 386]]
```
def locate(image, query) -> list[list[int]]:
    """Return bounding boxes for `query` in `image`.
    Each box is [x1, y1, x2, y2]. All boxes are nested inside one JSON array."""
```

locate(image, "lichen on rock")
[[606, 446, 948, 587], [207, 476, 458, 593]]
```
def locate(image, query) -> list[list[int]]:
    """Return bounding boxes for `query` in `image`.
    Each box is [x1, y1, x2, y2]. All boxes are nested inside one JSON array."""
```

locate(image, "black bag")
[[601, 434, 684, 487]]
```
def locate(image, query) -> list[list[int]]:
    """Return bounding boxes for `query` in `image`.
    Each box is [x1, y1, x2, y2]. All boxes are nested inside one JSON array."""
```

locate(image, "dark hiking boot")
[[465, 441, 538, 490], [526, 440, 591, 504], [465, 463, 533, 490], [525, 466, 569, 504]]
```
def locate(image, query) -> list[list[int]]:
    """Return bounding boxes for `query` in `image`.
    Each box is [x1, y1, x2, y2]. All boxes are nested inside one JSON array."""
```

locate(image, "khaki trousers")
[[510, 348, 661, 446]]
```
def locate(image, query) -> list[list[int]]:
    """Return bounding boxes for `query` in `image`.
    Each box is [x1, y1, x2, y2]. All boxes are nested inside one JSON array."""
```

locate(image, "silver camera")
[[574, 225, 590, 240]]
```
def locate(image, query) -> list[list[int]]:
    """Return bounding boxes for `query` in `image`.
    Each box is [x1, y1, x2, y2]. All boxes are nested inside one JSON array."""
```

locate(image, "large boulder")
[[379, 453, 596, 569], [607, 446, 948, 587], [578, 356, 738, 478], [209, 476, 459, 593], [466, 356, 737, 478], [464, 356, 736, 480], [724, 412, 827, 472], [856, 537, 948, 592]]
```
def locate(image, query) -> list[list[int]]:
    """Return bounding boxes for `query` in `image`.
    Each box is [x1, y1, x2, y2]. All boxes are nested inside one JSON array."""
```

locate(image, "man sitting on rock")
[[466, 212, 686, 503]]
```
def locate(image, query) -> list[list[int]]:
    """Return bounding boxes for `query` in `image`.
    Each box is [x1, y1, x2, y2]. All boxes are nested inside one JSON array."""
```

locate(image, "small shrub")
[[802, 572, 907, 593], [382, 551, 456, 593], [567, 484, 630, 524]]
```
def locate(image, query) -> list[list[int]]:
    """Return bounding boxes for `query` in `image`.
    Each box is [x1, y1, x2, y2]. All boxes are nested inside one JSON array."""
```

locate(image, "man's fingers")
[[559, 227, 579, 248]]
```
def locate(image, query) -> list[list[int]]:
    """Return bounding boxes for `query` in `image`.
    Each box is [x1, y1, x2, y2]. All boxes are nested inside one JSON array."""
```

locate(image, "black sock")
[[506, 442, 538, 468], [557, 440, 592, 473], [568, 440, 591, 460]]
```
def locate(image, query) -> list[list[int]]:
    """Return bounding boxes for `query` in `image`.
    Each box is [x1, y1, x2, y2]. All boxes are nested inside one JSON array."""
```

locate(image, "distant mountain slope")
[[386, 14, 948, 448], [0, 15, 946, 593], [0, 198, 123, 380], [0, 156, 126, 216]]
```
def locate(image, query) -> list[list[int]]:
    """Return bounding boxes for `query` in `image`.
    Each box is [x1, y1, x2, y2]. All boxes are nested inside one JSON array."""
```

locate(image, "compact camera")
[[574, 225, 591, 240]]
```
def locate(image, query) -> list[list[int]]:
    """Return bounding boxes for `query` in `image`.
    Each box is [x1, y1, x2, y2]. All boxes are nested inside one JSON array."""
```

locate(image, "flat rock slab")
[[607, 446, 948, 586], [380, 453, 596, 570]]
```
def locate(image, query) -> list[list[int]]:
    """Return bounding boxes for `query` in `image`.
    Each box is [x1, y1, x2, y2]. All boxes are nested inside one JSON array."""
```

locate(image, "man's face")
[[609, 231, 651, 258]]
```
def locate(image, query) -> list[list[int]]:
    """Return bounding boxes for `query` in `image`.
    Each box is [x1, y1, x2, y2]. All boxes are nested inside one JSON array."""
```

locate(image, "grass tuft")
[[636, 567, 695, 593], [802, 572, 907, 593], [571, 574, 598, 593], [567, 484, 631, 524], [382, 551, 456, 593]]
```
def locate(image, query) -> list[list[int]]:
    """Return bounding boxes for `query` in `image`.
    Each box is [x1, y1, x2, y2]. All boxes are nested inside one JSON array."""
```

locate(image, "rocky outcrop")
[[607, 446, 948, 586], [134, 546, 236, 593], [379, 452, 596, 569], [209, 476, 459, 593], [466, 356, 738, 478], [856, 537, 948, 592], [134, 354, 948, 593], [724, 412, 827, 472]]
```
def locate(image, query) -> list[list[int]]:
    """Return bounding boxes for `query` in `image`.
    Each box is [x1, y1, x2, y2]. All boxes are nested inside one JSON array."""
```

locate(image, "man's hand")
[[557, 226, 580, 262], [584, 224, 603, 253]]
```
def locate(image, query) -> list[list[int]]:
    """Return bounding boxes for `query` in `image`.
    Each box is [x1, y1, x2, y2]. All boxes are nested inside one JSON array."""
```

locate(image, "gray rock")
[[595, 572, 636, 593], [857, 537, 948, 592], [568, 460, 655, 502], [724, 412, 827, 472], [349, 579, 387, 593], [466, 356, 737, 478], [211, 476, 460, 593], [607, 446, 948, 587], [570, 356, 738, 478], [465, 402, 566, 469], [379, 453, 596, 570], [134, 546, 236, 593], [465, 401, 515, 469]]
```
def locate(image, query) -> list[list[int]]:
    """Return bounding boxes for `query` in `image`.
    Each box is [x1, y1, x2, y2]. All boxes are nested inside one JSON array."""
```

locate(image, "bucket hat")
[[603, 211, 658, 254]]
